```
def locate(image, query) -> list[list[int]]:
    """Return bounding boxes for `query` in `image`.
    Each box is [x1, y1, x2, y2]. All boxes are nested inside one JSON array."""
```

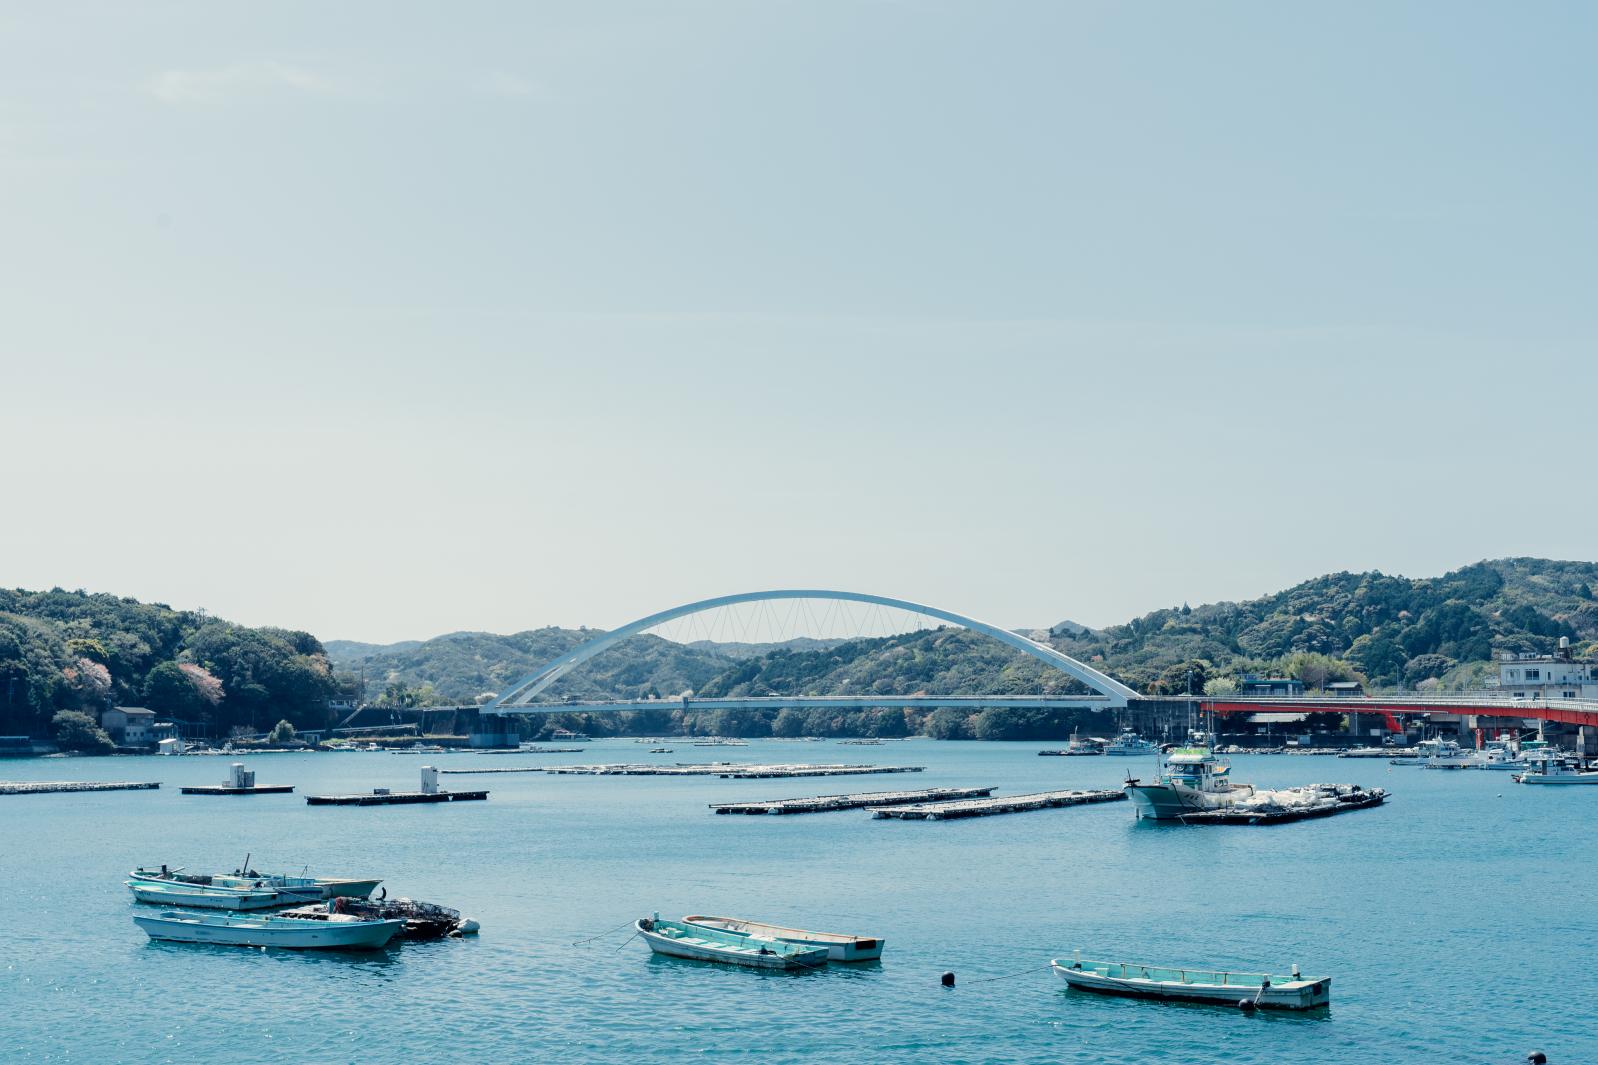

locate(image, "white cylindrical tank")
[[420, 765, 439, 795], [228, 763, 255, 789]]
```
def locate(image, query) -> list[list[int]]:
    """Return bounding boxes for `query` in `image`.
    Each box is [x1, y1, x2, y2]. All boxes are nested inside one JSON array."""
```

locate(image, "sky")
[[2, 2, 1595, 644]]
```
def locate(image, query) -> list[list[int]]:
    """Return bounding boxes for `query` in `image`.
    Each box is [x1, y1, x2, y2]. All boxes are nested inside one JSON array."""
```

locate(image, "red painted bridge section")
[[1200, 696, 1598, 732]]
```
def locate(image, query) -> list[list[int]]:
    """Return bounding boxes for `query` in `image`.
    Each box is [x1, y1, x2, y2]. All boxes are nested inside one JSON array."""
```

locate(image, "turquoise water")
[[2, 741, 1593, 1064]]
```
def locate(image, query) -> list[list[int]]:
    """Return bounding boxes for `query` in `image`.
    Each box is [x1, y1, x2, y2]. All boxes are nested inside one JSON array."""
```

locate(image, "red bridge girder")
[[1200, 699, 1598, 732]]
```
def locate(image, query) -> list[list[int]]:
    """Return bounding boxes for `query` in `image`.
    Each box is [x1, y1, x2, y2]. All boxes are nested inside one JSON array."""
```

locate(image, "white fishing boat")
[[130, 866, 380, 901], [1052, 953, 1330, 1009], [634, 915, 827, 970], [1123, 746, 1253, 820], [1514, 762, 1598, 785], [133, 909, 403, 950], [1102, 728, 1159, 756], [126, 880, 284, 911], [1420, 738, 1477, 769], [681, 915, 884, 961], [1472, 738, 1530, 771]]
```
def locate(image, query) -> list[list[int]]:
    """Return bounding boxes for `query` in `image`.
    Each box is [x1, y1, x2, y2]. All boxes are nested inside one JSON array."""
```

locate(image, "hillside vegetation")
[[10, 558, 1595, 742], [0, 588, 341, 741]]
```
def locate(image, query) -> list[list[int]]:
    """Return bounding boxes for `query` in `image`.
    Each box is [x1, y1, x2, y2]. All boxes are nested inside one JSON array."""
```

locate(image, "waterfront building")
[[100, 706, 157, 747], [1237, 675, 1305, 697], [1498, 639, 1598, 701]]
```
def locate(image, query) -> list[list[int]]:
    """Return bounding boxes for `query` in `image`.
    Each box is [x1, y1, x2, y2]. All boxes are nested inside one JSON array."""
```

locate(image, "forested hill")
[[0, 588, 341, 740], [10, 558, 1596, 742], [334, 559, 1598, 707], [327, 628, 735, 707], [1057, 558, 1598, 693]]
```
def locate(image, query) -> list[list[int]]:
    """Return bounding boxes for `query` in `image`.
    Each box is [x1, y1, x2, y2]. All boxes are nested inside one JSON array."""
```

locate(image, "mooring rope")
[[571, 919, 638, 947], [954, 962, 1055, 987]]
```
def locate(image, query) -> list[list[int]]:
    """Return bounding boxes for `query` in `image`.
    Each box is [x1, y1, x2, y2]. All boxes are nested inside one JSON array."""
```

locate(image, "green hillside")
[[0, 588, 340, 742]]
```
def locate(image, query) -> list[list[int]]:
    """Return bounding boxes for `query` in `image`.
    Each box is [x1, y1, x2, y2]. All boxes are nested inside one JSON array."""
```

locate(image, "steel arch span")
[[483, 589, 1140, 710]]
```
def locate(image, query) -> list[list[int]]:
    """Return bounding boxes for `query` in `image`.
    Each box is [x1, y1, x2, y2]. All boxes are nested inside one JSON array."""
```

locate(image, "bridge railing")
[[1205, 691, 1598, 714]]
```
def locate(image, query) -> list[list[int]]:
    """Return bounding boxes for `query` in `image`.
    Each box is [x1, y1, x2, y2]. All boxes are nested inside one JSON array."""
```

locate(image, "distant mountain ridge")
[[328, 558, 1598, 704]]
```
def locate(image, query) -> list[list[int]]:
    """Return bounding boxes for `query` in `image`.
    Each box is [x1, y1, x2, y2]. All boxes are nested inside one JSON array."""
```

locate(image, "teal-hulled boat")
[[1052, 953, 1330, 1009], [635, 916, 828, 970]]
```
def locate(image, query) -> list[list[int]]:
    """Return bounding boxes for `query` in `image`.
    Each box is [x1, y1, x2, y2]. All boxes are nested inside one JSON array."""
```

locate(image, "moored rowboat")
[[130, 867, 380, 901], [126, 880, 284, 911], [133, 909, 403, 950], [635, 916, 828, 970], [681, 915, 883, 961], [1051, 955, 1330, 1009]]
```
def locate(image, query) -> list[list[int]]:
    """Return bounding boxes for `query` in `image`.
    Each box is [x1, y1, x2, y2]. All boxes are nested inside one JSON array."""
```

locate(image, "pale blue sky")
[[3, 2, 1594, 642]]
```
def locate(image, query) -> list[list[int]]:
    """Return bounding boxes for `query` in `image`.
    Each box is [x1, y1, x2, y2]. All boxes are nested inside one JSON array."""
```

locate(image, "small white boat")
[[1515, 762, 1598, 785], [133, 909, 403, 950], [635, 916, 827, 970], [1102, 728, 1159, 756], [126, 880, 283, 911], [681, 915, 884, 962], [1052, 953, 1330, 1009]]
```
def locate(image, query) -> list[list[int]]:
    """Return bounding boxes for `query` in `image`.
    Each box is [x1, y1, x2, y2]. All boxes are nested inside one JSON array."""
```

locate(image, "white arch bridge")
[[480, 589, 1139, 720]]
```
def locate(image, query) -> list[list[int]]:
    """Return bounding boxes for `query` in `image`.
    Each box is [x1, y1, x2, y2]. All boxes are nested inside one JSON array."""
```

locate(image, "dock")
[[711, 786, 994, 815], [873, 788, 1126, 820], [305, 765, 487, 806], [0, 780, 160, 795], [1176, 788, 1387, 826], [180, 763, 292, 795], [439, 766, 545, 774], [719, 765, 924, 779], [306, 789, 488, 806], [540, 762, 923, 778]]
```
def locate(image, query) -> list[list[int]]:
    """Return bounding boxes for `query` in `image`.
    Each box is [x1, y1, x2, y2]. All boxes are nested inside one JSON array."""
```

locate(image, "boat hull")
[[635, 919, 826, 970], [127, 882, 283, 910], [1517, 773, 1598, 785], [681, 915, 883, 962], [1051, 962, 1329, 1009], [1124, 783, 1237, 821], [129, 871, 380, 900], [134, 911, 402, 950]]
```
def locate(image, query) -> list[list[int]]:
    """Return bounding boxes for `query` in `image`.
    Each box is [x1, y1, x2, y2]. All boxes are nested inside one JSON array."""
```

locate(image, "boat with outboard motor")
[[635, 915, 828, 969], [1051, 951, 1330, 1009], [126, 880, 284, 911], [681, 915, 883, 961], [130, 864, 380, 901], [1102, 728, 1159, 757], [133, 909, 403, 949]]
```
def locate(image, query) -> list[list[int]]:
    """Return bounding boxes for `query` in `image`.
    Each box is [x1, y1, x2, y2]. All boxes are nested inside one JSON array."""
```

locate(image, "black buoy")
[[941, 972, 956, 987], [1527, 1052, 1547, 1064], [1237, 999, 1256, 1012]]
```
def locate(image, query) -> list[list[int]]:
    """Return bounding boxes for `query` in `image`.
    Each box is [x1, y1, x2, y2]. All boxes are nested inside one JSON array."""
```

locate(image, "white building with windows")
[[1498, 640, 1598, 700]]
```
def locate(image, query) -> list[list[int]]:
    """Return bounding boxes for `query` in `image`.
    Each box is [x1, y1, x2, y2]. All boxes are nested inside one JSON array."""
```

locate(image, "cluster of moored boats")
[[127, 862, 479, 950], [629, 913, 1328, 1009]]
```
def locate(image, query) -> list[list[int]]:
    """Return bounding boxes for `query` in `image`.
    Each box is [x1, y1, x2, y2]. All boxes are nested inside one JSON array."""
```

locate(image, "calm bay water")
[[2, 740, 1594, 1064]]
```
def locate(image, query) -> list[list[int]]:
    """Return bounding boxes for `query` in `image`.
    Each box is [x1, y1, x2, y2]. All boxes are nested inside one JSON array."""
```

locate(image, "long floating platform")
[[874, 788, 1126, 820], [539, 762, 922, 778], [1176, 789, 1387, 826], [305, 790, 489, 806], [439, 767, 546, 774], [719, 765, 925, 779], [180, 785, 296, 795], [0, 780, 161, 795], [711, 786, 995, 815]]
